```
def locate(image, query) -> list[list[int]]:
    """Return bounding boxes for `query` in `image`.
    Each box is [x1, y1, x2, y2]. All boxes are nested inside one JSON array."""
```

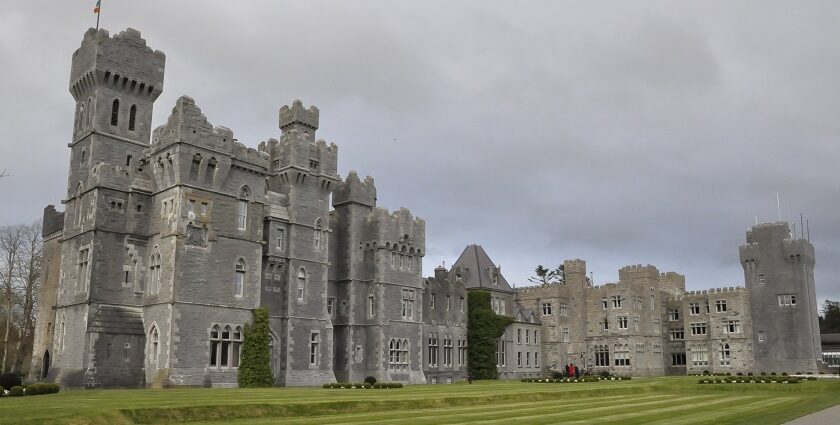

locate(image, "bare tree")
[[0, 168, 7, 178], [0, 224, 25, 373], [11, 223, 42, 373]]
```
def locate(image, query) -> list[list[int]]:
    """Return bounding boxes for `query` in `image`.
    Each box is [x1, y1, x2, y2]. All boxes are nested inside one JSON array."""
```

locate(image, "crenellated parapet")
[[334, 171, 377, 208], [782, 239, 815, 265], [366, 207, 426, 255], [670, 286, 747, 302], [70, 28, 165, 101], [279, 99, 319, 133], [271, 128, 338, 178], [618, 264, 661, 282]]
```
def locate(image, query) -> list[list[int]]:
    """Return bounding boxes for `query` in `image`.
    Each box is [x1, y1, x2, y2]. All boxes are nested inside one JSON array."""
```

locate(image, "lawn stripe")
[[456, 395, 719, 424], [642, 396, 800, 425], [227, 394, 665, 425], [557, 395, 758, 425]]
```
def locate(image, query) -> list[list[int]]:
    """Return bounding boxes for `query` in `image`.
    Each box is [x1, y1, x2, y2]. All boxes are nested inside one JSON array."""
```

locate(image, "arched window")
[[75, 183, 84, 227], [189, 153, 202, 181], [209, 325, 242, 368], [87, 98, 92, 127], [234, 259, 246, 297], [388, 338, 409, 371], [297, 268, 306, 301], [149, 251, 161, 295], [204, 157, 217, 185], [313, 218, 322, 249], [111, 99, 119, 126], [148, 325, 160, 370], [74, 102, 81, 132], [128, 105, 137, 131], [210, 325, 220, 367], [237, 186, 250, 231]]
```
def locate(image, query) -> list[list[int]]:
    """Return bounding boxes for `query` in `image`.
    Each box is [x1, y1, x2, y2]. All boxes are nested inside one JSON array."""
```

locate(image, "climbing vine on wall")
[[467, 290, 514, 380], [238, 307, 273, 388]]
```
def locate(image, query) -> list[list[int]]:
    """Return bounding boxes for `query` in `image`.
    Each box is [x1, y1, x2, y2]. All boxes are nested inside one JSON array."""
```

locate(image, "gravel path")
[[786, 404, 840, 424]]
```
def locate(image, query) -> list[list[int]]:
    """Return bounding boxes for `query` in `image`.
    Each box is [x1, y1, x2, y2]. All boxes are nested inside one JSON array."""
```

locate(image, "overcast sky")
[[2, 1, 839, 304]]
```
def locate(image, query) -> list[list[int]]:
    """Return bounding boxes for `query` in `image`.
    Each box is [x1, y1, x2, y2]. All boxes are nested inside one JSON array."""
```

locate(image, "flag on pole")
[[94, 1, 101, 14]]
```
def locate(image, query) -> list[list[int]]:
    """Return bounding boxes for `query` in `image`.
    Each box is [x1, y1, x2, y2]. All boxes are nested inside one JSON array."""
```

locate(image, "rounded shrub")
[[0, 385, 4, 397], [747, 372, 754, 376], [9, 386, 24, 397], [364, 376, 377, 386], [760, 372, 767, 376], [781, 372, 788, 376], [770, 372, 777, 376], [702, 370, 710, 376], [0, 374, 22, 390]]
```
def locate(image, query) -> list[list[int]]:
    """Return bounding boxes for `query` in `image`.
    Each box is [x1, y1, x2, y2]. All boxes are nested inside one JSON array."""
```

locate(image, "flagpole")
[[95, 1, 101, 30]]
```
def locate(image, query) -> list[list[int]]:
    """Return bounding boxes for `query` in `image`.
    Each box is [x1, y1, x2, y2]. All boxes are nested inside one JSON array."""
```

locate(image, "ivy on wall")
[[238, 307, 274, 388], [467, 290, 514, 380]]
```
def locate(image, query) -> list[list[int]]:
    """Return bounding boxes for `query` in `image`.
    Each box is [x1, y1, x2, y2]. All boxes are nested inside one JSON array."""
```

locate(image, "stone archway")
[[42, 350, 50, 379]]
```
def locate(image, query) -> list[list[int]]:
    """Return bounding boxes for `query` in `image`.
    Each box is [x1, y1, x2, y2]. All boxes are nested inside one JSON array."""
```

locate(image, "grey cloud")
[[2, 0, 840, 306]]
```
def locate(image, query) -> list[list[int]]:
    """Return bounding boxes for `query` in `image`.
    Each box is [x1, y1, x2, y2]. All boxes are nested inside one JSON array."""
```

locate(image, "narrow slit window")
[[111, 99, 120, 126], [128, 105, 137, 131]]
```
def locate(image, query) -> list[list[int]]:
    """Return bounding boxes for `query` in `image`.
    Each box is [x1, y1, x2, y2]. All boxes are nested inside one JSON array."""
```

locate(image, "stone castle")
[[27, 28, 822, 388]]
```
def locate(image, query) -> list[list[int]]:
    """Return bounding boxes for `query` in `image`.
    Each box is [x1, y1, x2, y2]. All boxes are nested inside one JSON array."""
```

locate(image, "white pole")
[[776, 193, 782, 221]]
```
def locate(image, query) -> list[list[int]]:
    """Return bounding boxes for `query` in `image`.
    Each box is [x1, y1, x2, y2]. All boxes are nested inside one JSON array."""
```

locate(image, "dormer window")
[[455, 273, 463, 283], [493, 274, 499, 285]]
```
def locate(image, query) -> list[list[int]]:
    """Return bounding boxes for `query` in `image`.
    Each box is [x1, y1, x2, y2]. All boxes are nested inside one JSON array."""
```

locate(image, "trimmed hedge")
[[698, 377, 802, 384], [24, 383, 60, 395], [521, 376, 631, 383], [322, 382, 403, 389], [9, 386, 24, 396]]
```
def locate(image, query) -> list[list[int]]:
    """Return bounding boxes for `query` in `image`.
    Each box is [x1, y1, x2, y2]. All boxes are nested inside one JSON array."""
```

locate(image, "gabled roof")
[[451, 244, 513, 293], [512, 305, 542, 325]]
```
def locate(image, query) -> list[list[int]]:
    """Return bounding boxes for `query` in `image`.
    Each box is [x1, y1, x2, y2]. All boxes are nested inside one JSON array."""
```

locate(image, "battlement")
[[334, 171, 377, 207], [782, 239, 816, 264], [42, 205, 65, 238], [563, 259, 587, 274], [279, 99, 319, 131], [618, 263, 661, 282], [70, 28, 165, 100], [364, 207, 426, 253], [670, 286, 747, 301], [271, 127, 338, 176]]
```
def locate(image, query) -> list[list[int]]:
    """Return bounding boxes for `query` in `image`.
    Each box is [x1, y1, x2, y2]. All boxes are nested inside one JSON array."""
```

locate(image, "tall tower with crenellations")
[[51, 28, 166, 388], [740, 222, 821, 373]]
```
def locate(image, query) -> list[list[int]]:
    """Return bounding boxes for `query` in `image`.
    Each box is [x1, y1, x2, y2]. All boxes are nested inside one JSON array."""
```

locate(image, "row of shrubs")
[[698, 377, 805, 384], [0, 383, 61, 397], [322, 382, 404, 389], [699, 371, 814, 377], [522, 376, 632, 383]]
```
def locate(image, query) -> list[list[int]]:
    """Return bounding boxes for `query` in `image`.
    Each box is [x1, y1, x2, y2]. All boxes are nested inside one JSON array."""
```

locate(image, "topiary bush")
[[467, 290, 514, 380], [238, 307, 273, 388], [0, 385, 4, 397], [364, 376, 377, 386], [0, 373, 22, 390], [9, 386, 24, 397]]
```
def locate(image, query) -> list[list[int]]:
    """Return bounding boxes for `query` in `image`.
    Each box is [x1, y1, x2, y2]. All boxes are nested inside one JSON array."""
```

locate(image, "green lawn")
[[1, 377, 839, 424]]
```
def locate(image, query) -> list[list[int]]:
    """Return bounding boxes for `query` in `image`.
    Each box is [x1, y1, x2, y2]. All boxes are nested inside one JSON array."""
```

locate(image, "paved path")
[[786, 404, 840, 424]]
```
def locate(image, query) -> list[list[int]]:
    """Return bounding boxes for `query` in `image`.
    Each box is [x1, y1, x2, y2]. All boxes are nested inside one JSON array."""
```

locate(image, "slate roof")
[[451, 244, 513, 293], [88, 305, 145, 335]]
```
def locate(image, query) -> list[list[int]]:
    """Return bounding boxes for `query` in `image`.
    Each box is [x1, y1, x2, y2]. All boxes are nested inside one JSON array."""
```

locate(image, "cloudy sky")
[[2, 1, 839, 303]]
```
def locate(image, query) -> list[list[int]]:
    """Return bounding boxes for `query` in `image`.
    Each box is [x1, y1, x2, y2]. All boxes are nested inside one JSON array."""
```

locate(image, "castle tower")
[[740, 222, 820, 372], [266, 100, 339, 385], [49, 28, 165, 388]]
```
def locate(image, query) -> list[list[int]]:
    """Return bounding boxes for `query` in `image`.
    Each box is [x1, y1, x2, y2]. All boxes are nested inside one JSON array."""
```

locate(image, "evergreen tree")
[[238, 307, 273, 388], [820, 300, 840, 333]]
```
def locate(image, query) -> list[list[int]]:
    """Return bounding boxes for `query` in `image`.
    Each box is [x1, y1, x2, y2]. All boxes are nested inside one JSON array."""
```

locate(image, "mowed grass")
[[1, 377, 839, 425]]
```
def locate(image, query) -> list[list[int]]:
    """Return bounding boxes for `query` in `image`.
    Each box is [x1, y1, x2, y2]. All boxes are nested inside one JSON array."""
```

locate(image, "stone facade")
[[516, 222, 819, 376], [30, 27, 823, 387]]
